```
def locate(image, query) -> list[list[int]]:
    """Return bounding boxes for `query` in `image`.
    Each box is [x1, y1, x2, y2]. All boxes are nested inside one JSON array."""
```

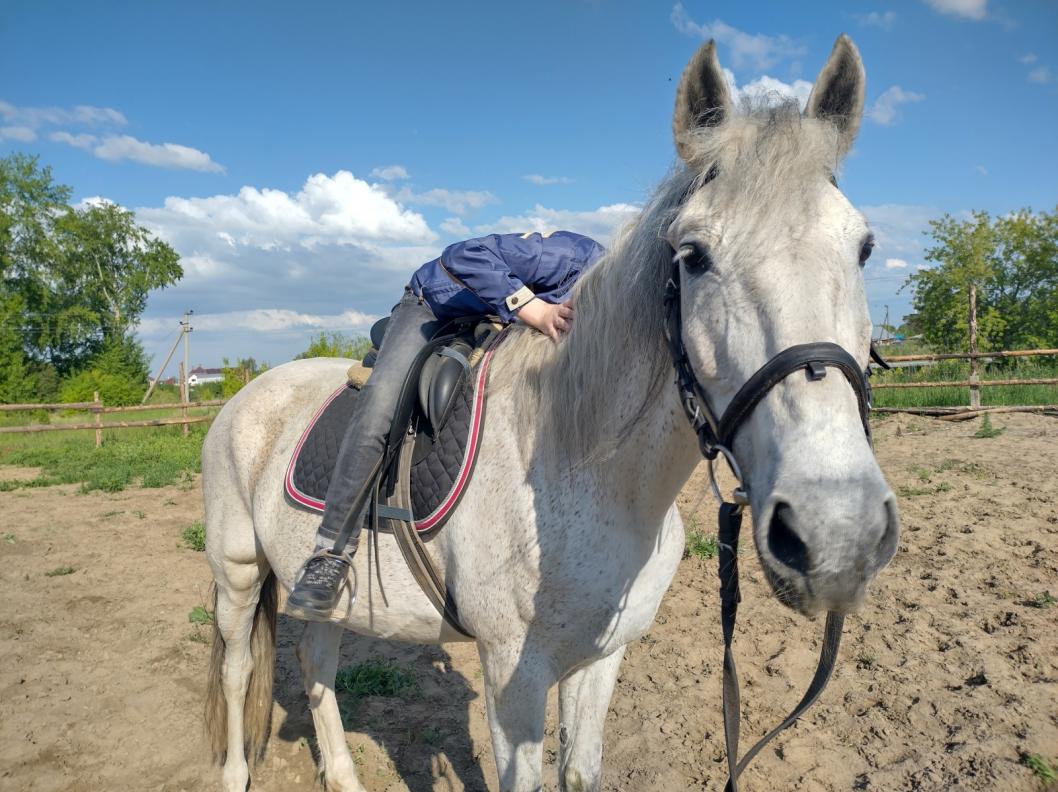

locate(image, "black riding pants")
[[318, 288, 440, 544]]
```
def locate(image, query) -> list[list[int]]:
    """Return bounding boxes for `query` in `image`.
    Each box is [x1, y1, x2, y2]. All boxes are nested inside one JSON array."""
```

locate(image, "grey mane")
[[491, 100, 847, 468]]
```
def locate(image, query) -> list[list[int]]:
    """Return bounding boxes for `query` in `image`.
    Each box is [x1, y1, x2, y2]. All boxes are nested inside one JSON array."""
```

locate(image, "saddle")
[[284, 317, 505, 535]]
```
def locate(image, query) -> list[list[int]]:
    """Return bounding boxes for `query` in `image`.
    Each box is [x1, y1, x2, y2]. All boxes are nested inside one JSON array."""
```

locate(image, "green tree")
[[218, 357, 269, 398], [58, 336, 151, 406], [906, 208, 1058, 351], [0, 154, 70, 283], [295, 331, 372, 361], [0, 154, 182, 376], [0, 155, 70, 398], [0, 295, 36, 402]]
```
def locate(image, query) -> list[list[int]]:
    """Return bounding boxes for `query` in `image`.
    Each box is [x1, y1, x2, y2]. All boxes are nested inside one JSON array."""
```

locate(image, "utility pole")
[[182, 310, 193, 437], [142, 324, 184, 404]]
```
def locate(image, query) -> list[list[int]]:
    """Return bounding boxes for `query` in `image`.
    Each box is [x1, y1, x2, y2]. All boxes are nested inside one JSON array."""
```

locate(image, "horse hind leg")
[[557, 647, 626, 792], [205, 557, 277, 792], [297, 622, 366, 792]]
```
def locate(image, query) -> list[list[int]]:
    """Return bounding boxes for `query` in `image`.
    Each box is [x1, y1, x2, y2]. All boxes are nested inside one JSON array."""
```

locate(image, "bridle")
[[662, 239, 888, 791]]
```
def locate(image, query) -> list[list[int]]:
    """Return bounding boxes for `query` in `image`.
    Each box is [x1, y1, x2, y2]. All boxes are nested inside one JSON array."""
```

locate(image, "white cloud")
[[0, 100, 127, 130], [91, 135, 225, 173], [884, 258, 909, 269], [2, 99, 222, 173], [394, 186, 498, 215], [139, 170, 436, 253], [1019, 53, 1038, 65], [523, 174, 572, 186], [130, 172, 446, 364], [724, 68, 813, 110], [861, 204, 938, 261], [370, 164, 409, 181], [480, 203, 641, 244], [975, 164, 988, 176], [855, 11, 897, 30], [670, 4, 805, 72], [1028, 66, 1053, 84], [139, 308, 377, 337], [49, 131, 97, 149], [0, 125, 36, 142], [924, 0, 987, 19], [867, 86, 926, 125], [440, 217, 471, 237]]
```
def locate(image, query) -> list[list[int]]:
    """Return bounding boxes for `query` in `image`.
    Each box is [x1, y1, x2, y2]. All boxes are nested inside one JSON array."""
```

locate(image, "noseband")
[[663, 252, 885, 791]]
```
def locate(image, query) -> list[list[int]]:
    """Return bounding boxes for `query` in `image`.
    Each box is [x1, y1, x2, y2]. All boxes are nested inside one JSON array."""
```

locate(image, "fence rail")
[[881, 347, 1058, 363], [872, 345, 1058, 418], [0, 393, 227, 446]]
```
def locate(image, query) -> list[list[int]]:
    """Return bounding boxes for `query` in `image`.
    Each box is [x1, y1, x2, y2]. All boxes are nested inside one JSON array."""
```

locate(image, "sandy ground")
[[1, 413, 1056, 791]]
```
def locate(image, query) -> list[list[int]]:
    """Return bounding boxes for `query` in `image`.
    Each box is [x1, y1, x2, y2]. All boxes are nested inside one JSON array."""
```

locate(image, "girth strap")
[[717, 503, 845, 792]]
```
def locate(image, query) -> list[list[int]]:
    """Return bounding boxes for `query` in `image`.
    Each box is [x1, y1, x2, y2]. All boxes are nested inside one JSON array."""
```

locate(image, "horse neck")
[[533, 241, 703, 523]]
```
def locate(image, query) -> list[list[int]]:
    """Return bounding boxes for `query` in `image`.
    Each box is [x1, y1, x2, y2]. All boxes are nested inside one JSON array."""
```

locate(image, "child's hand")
[[517, 299, 574, 342]]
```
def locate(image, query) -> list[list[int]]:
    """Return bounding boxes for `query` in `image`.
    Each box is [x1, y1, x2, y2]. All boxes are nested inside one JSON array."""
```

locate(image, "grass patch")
[[335, 659, 419, 700], [3, 533, 14, 544], [182, 521, 206, 551], [1021, 752, 1056, 784], [974, 414, 1005, 439], [0, 423, 206, 493], [1023, 591, 1056, 609], [685, 530, 719, 560], [188, 605, 214, 625], [187, 628, 209, 644], [898, 482, 952, 498], [855, 652, 877, 670], [45, 565, 76, 577]]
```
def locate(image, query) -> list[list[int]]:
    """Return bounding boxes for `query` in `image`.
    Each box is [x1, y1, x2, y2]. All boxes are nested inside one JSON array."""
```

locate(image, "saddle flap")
[[417, 340, 472, 436]]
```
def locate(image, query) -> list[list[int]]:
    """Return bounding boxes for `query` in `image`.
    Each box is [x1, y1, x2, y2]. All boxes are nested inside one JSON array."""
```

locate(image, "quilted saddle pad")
[[284, 344, 496, 534]]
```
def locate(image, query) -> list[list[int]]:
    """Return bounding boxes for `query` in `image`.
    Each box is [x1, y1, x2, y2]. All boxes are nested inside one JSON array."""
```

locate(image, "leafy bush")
[[296, 331, 372, 361], [58, 337, 149, 406], [182, 521, 206, 551]]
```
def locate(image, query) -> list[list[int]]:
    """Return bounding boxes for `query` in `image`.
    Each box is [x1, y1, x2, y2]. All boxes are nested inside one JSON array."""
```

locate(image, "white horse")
[[203, 36, 899, 792]]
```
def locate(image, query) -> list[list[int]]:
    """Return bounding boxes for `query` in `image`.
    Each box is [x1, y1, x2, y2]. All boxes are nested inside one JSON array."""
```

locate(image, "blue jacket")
[[409, 231, 606, 322]]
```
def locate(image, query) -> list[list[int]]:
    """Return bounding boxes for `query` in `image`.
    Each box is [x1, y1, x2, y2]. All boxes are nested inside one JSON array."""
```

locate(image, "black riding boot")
[[288, 290, 438, 621]]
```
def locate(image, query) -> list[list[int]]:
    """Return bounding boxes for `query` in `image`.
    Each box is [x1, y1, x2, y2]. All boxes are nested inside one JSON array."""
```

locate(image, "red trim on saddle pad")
[[283, 343, 499, 532]]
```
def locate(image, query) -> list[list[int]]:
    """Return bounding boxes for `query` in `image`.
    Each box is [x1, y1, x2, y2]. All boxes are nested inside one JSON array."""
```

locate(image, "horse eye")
[[859, 238, 875, 267], [678, 242, 714, 274]]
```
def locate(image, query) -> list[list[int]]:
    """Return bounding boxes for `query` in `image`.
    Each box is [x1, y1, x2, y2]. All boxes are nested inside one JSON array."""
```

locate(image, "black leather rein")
[[662, 253, 880, 791]]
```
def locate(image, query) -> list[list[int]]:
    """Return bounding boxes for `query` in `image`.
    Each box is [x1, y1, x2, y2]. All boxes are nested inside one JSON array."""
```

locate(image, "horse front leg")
[[557, 647, 625, 792], [296, 622, 367, 792], [478, 641, 554, 792]]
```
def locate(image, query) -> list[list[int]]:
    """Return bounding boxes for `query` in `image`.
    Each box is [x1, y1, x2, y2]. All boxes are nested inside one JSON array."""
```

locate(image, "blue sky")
[[3, 0, 1056, 369]]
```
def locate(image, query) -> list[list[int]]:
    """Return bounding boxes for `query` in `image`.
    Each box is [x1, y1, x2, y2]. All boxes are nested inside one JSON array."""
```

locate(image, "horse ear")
[[673, 40, 733, 164], [804, 34, 866, 157]]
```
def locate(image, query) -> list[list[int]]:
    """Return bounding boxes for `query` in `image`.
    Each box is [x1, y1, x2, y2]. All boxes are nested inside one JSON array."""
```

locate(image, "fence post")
[[968, 283, 981, 408], [93, 391, 102, 448], [179, 361, 189, 437]]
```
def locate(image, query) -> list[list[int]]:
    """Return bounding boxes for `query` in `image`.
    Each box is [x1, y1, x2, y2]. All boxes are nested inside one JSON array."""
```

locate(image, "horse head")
[[667, 36, 900, 616]]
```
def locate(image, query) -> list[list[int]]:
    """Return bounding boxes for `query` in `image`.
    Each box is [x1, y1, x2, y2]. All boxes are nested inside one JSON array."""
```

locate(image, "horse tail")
[[204, 572, 278, 765]]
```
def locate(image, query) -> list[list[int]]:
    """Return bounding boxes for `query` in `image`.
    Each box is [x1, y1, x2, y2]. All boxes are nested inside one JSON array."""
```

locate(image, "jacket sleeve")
[[439, 237, 532, 322]]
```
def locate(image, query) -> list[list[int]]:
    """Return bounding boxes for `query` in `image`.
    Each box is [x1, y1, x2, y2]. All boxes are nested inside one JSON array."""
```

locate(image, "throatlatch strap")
[[717, 504, 846, 792]]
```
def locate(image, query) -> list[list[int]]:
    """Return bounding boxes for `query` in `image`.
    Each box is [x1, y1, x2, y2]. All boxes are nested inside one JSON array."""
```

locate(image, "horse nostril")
[[768, 501, 810, 575]]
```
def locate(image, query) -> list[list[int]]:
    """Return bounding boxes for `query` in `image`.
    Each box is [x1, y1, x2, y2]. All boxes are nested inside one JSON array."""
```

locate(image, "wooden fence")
[[0, 393, 228, 446], [871, 347, 1058, 420]]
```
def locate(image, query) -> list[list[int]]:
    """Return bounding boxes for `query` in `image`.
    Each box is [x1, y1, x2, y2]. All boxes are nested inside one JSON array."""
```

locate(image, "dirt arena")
[[1, 413, 1056, 791]]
